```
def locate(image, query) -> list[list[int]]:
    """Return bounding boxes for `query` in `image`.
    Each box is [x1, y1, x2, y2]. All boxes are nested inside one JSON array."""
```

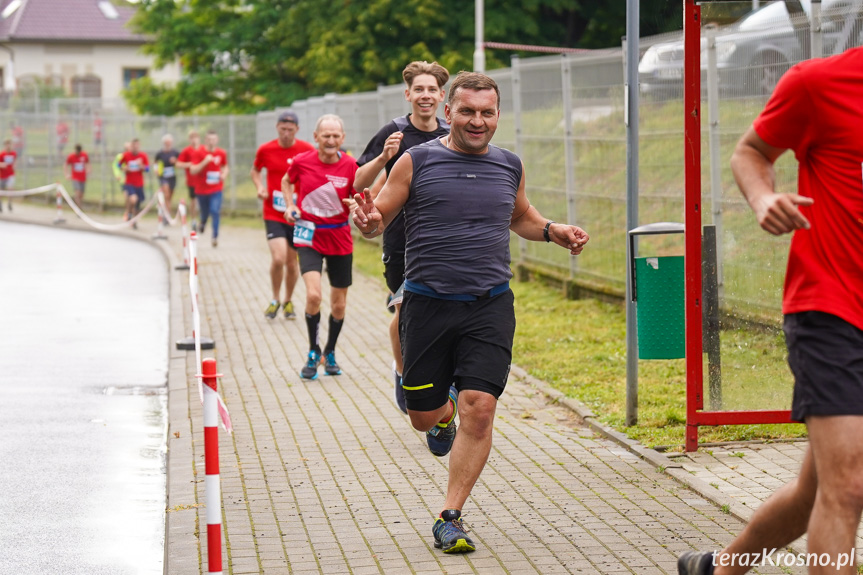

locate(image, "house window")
[[122, 68, 148, 88], [71, 74, 102, 98]]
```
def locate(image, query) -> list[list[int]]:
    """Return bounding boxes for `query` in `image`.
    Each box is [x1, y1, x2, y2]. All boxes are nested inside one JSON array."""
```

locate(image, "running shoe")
[[432, 509, 475, 553], [300, 350, 320, 380], [212, 238, 218, 247], [393, 361, 407, 414], [323, 350, 342, 376], [264, 300, 279, 319], [283, 301, 296, 320], [426, 386, 457, 457], [678, 551, 715, 575]]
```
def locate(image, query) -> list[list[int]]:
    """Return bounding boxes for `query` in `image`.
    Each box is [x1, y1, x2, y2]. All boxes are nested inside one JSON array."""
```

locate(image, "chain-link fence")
[[6, 1, 862, 326]]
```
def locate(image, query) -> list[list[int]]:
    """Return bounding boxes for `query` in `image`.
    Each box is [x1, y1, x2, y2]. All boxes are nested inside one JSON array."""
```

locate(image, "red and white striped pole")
[[52, 188, 66, 224], [201, 357, 224, 575], [177, 200, 191, 270]]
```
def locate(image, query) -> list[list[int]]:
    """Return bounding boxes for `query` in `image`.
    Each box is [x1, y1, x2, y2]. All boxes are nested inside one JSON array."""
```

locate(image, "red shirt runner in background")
[[253, 138, 314, 222], [178, 144, 206, 190], [120, 151, 149, 187], [196, 148, 228, 195], [0, 149, 16, 179], [287, 150, 358, 256], [66, 151, 89, 182]]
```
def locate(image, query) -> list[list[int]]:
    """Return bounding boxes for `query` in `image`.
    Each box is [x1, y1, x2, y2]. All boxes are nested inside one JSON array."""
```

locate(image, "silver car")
[[638, 0, 863, 98]]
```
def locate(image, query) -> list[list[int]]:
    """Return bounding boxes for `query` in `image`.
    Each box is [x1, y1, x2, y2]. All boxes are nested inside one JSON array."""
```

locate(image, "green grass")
[[350, 234, 807, 450]]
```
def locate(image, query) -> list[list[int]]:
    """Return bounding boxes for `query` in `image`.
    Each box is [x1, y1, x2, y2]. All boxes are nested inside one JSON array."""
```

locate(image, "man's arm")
[[250, 165, 267, 200], [352, 152, 412, 237], [509, 162, 589, 256], [353, 131, 404, 193], [190, 154, 212, 175], [731, 126, 813, 235]]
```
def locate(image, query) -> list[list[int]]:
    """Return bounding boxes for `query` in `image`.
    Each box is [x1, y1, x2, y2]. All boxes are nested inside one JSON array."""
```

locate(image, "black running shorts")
[[265, 219, 296, 249], [399, 289, 516, 412], [785, 311, 863, 421], [298, 248, 352, 288]]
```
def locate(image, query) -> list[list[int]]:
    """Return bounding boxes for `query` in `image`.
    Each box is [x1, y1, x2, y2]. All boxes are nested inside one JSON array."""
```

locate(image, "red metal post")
[[684, 0, 704, 452]]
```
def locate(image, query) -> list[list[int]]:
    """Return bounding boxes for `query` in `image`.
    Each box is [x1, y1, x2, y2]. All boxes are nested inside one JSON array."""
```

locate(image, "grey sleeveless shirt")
[[403, 138, 523, 295]]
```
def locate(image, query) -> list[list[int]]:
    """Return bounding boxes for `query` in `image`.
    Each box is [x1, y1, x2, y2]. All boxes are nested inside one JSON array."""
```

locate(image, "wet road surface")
[[0, 221, 168, 575]]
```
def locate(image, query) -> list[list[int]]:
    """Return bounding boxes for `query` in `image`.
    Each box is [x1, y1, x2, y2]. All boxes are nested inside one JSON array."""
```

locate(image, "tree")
[[127, 0, 683, 115]]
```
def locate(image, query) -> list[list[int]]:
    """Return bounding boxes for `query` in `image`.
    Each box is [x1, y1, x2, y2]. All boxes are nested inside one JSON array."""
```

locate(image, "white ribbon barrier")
[[187, 230, 233, 433], [0, 183, 59, 198]]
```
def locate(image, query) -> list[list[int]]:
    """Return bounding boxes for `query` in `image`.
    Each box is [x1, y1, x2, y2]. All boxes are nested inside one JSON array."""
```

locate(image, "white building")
[[0, 0, 180, 100]]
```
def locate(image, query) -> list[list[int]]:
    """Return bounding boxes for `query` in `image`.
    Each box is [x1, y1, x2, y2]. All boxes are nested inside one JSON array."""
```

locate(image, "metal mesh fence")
[[6, 1, 861, 327]]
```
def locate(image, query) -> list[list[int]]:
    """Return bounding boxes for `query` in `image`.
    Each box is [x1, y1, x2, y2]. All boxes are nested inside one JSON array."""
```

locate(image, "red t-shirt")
[[66, 152, 89, 182], [753, 46, 863, 330], [288, 150, 358, 256], [196, 148, 228, 195], [0, 149, 16, 178], [253, 138, 315, 222], [178, 145, 205, 188], [120, 151, 149, 187]]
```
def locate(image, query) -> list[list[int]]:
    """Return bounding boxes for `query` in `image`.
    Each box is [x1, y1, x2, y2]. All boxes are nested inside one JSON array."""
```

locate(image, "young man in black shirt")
[[354, 61, 450, 415]]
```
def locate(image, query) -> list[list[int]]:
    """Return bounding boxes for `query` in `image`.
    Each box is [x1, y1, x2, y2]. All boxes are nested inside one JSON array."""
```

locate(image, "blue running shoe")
[[323, 350, 342, 376], [432, 509, 475, 553], [300, 350, 320, 380], [393, 361, 407, 414], [426, 386, 457, 457]]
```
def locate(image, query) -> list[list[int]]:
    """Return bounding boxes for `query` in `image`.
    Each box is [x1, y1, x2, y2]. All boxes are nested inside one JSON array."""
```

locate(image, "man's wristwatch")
[[543, 221, 555, 243]]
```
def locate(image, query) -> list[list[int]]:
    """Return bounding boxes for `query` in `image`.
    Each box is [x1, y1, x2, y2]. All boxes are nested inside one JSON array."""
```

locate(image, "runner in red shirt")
[[0, 138, 16, 212], [64, 144, 90, 206], [251, 110, 315, 320], [176, 130, 205, 228], [679, 46, 863, 575], [190, 130, 228, 247], [284, 114, 358, 379], [119, 138, 150, 226]]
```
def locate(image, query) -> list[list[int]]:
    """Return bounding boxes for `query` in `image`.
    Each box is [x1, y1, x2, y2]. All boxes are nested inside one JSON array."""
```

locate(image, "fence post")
[[623, 13, 640, 427], [706, 25, 724, 300], [228, 115, 236, 213], [510, 55, 527, 265], [376, 85, 387, 127], [560, 53, 578, 278]]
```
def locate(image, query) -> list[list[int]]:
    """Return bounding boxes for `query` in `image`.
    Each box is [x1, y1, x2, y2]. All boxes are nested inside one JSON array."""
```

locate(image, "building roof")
[[0, 0, 146, 44]]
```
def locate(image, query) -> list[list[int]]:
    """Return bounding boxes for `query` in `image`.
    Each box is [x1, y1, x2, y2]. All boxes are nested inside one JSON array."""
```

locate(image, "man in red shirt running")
[[191, 130, 228, 247], [0, 138, 16, 212], [678, 46, 863, 575], [251, 110, 314, 320], [176, 130, 204, 228], [284, 114, 358, 379], [119, 138, 150, 227], [64, 144, 90, 207]]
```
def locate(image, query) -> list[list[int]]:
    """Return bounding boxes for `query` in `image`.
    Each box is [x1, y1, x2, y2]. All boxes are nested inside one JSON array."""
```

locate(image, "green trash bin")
[[629, 222, 686, 360], [633, 256, 685, 359]]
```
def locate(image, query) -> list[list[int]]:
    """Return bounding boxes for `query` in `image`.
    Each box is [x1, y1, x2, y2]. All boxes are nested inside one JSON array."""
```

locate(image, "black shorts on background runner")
[[399, 289, 516, 412], [265, 219, 296, 248], [297, 248, 352, 288], [785, 311, 863, 421], [382, 250, 405, 294]]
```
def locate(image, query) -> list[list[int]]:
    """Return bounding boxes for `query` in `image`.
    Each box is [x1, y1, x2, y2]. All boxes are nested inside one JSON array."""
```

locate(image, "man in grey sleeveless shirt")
[[353, 72, 589, 554]]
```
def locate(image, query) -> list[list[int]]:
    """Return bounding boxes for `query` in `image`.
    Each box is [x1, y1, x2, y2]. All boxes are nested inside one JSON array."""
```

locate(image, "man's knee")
[[458, 391, 497, 434], [306, 291, 322, 309]]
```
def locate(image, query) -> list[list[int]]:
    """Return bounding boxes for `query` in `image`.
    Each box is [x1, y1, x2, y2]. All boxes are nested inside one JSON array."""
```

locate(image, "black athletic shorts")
[[298, 248, 352, 288], [399, 289, 516, 412], [265, 219, 296, 249], [382, 250, 405, 294], [159, 176, 176, 190], [785, 311, 863, 421], [188, 185, 196, 199]]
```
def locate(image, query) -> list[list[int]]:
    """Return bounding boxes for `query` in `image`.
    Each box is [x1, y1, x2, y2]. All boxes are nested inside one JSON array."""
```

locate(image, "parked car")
[[638, 0, 863, 97]]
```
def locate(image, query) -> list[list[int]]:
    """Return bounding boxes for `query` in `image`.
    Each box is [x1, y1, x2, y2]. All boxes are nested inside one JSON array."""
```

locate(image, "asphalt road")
[[0, 221, 168, 575]]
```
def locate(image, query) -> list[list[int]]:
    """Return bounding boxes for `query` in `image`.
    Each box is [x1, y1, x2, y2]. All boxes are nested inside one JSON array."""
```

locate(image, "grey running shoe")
[[426, 386, 457, 457], [323, 350, 342, 376], [678, 551, 715, 575], [432, 509, 475, 553], [300, 350, 320, 380]]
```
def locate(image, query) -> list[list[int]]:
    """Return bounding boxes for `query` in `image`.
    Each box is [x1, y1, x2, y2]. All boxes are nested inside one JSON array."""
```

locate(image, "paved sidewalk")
[[5, 202, 822, 574]]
